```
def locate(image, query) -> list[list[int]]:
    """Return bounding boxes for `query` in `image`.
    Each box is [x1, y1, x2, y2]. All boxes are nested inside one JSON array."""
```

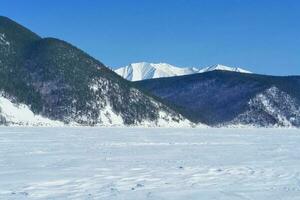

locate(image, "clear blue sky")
[[1, 0, 300, 75]]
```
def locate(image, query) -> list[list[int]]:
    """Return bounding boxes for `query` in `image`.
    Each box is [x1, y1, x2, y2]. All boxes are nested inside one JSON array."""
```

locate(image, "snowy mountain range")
[[1, 16, 300, 128], [115, 62, 252, 81]]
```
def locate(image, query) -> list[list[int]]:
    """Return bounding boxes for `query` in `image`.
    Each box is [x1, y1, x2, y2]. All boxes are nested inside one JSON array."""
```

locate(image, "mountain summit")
[[198, 64, 252, 74], [115, 62, 251, 81]]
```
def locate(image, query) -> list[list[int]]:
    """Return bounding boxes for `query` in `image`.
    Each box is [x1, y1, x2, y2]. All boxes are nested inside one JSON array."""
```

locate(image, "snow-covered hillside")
[[230, 86, 300, 127], [0, 91, 193, 128], [115, 62, 251, 81], [0, 17, 196, 128], [0, 93, 63, 126]]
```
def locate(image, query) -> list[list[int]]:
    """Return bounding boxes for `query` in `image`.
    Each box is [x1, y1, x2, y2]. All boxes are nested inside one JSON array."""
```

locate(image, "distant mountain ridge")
[[0, 16, 192, 127], [115, 62, 251, 81], [135, 71, 300, 128]]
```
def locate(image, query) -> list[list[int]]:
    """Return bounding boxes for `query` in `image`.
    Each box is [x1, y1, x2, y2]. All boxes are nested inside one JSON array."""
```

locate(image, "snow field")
[[0, 127, 300, 199]]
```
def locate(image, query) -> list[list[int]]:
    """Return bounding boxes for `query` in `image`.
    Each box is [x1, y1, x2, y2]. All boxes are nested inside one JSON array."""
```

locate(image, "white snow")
[[99, 103, 124, 126], [255, 88, 293, 127], [87, 78, 193, 127], [115, 62, 199, 81], [1, 127, 300, 200], [0, 33, 10, 46], [199, 64, 252, 74], [231, 86, 300, 127], [138, 111, 194, 128], [0, 92, 192, 127], [0, 94, 63, 126], [115, 62, 252, 81]]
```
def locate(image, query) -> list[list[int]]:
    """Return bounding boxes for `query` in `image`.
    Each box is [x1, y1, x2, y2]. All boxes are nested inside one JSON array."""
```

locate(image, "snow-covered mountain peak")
[[200, 64, 252, 74], [115, 62, 252, 81], [115, 62, 199, 81]]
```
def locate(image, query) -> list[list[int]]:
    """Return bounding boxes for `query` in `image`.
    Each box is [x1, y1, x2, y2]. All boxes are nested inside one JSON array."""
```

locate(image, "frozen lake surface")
[[1, 127, 300, 200]]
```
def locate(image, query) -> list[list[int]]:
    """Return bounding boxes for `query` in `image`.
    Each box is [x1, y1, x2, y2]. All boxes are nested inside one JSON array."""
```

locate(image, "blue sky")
[[1, 0, 300, 75]]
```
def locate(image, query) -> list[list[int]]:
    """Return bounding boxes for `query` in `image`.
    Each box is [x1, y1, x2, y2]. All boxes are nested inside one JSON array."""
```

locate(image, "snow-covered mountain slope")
[[0, 91, 192, 127], [135, 71, 300, 127], [115, 62, 251, 81], [229, 87, 300, 127], [0, 93, 63, 126], [0, 16, 195, 127]]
